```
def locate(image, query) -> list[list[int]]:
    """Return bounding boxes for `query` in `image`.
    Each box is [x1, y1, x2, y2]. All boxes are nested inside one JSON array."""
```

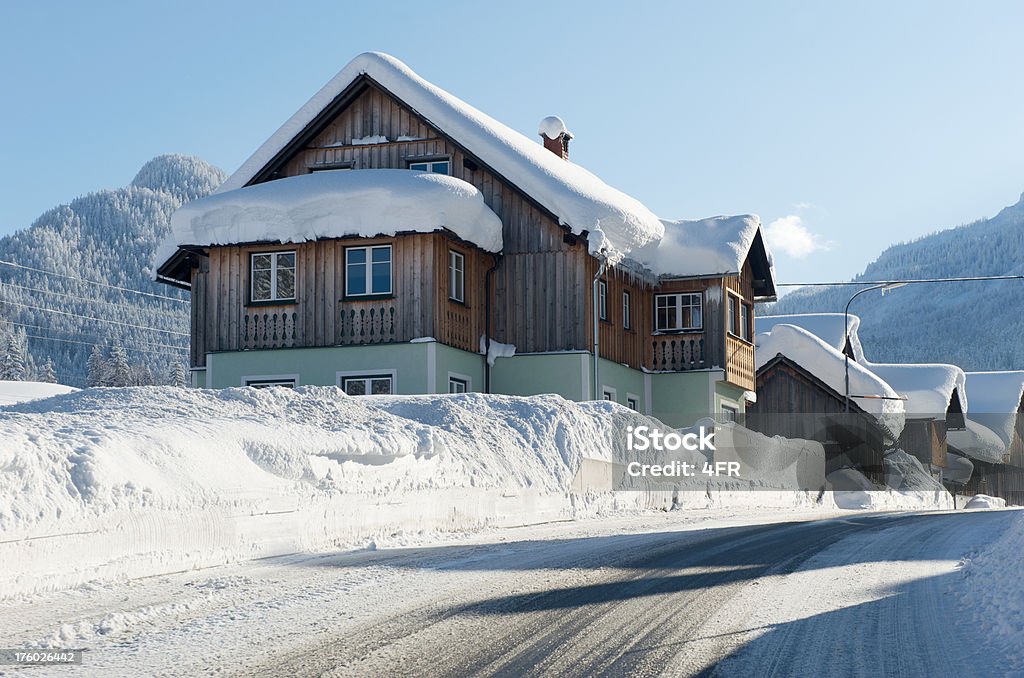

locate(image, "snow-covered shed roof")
[[217, 52, 663, 263], [947, 419, 1007, 464], [961, 371, 1024, 449], [155, 170, 503, 276], [863, 361, 967, 420], [755, 323, 905, 436], [627, 215, 777, 299], [757, 313, 864, 359]]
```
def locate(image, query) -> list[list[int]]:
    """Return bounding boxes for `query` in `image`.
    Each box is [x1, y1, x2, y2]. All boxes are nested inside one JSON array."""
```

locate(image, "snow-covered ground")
[[0, 380, 77, 406], [0, 386, 953, 598]]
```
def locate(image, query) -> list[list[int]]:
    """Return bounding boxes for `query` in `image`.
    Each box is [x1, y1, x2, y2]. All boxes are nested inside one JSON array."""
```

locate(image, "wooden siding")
[[189, 233, 491, 365], [900, 420, 947, 469]]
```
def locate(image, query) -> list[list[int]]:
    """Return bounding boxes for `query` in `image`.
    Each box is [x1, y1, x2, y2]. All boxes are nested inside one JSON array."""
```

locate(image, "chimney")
[[538, 115, 573, 160]]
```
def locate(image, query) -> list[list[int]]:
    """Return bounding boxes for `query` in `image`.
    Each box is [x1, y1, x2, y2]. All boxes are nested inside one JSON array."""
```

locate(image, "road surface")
[[0, 508, 1016, 677]]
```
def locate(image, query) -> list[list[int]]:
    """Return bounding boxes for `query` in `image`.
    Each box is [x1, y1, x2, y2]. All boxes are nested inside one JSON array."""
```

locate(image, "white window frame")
[[720, 400, 740, 423], [598, 280, 608, 321], [623, 291, 631, 330], [602, 386, 617, 402], [345, 245, 392, 297], [448, 250, 465, 303], [448, 372, 471, 393], [408, 159, 450, 174], [654, 293, 703, 332], [727, 293, 740, 337], [336, 369, 397, 396], [250, 251, 296, 303], [242, 373, 299, 388], [626, 393, 640, 411]]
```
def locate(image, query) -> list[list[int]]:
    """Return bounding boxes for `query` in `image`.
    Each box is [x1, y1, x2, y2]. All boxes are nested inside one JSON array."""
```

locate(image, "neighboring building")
[[155, 52, 776, 427]]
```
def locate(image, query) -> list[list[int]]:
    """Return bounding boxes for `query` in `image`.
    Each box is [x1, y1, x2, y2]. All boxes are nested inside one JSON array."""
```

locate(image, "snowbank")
[[964, 494, 1007, 510], [629, 215, 773, 281], [0, 381, 77, 406], [217, 52, 664, 262], [755, 323, 905, 436], [156, 170, 503, 269], [956, 510, 1024, 669]]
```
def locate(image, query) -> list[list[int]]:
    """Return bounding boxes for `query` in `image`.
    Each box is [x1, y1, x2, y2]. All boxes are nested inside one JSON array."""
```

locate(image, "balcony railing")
[[340, 303, 397, 345], [242, 310, 298, 349], [649, 336, 705, 372]]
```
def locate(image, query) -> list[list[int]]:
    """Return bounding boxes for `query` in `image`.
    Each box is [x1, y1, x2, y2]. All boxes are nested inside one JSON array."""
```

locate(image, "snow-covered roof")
[[757, 313, 864, 359], [961, 371, 1024, 449], [626, 214, 765, 276], [217, 52, 663, 262], [756, 323, 905, 436], [0, 381, 77, 406], [863, 361, 967, 419], [947, 419, 1006, 464], [155, 170, 503, 269]]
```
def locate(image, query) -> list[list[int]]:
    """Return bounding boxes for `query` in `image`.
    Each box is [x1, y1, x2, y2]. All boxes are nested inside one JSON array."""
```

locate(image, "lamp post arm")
[[844, 283, 889, 413]]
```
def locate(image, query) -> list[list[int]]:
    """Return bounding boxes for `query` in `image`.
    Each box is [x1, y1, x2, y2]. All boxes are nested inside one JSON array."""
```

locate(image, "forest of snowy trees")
[[765, 192, 1024, 370], [0, 154, 225, 387]]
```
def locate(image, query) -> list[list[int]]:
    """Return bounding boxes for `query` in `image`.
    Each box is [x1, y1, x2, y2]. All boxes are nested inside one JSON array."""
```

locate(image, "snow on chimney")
[[538, 116, 573, 160]]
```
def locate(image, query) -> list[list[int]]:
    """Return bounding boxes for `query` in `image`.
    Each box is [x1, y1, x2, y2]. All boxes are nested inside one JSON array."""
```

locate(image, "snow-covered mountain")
[[764, 193, 1024, 370], [0, 155, 226, 386]]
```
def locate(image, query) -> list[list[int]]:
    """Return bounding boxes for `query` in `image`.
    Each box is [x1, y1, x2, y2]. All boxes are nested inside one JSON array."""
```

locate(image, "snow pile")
[[479, 335, 516, 366], [964, 494, 1007, 509], [217, 52, 664, 262], [956, 511, 1024, 669], [706, 420, 827, 493], [864, 361, 967, 418], [944, 453, 975, 484], [755, 323, 905, 436], [538, 115, 571, 139], [826, 450, 952, 510], [156, 169, 503, 268], [629, 215, 773, 282], [0, 381, 77, 406], [757, 313, 865, 360]]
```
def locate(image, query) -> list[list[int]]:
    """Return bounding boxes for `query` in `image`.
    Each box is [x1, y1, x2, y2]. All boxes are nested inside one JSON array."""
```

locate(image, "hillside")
[[0, 155, 226, 386], [765, 193, 1024, 370]]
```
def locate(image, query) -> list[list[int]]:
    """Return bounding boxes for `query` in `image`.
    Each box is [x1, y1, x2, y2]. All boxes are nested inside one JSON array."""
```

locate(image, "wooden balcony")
[[339, 302, 397, 345], [647, 335, 706, 372], [242, 309, 298, 349]]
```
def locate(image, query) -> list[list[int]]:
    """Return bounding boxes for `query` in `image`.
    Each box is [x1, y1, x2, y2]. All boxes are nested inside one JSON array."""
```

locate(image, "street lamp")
[[844, 282, 904, 412]]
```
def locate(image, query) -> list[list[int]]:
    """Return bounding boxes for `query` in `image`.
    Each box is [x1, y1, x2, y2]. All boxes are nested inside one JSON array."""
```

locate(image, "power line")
[[0, 281, 184, 320], [0, 299, 190, 337], [777, 275, 1024, 287], [0, 318, 187, 353], [16, 332, 185, 358], [0, 259, 189, 304]]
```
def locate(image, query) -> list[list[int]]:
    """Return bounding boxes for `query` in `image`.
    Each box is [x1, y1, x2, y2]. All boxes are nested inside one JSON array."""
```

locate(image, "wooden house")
[[953, 371, 1024, 505], [155, 52, 776, 426]]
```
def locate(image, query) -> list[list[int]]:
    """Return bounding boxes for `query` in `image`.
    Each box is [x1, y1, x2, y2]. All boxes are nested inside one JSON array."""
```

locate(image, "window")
[[654, 293, 702, 332], [623, 291, 631, 329], [728, 295, 739, 336], [250, 251, 296, 302], [449, 376, 468, 393], [626, 396, 639, 411], [449, 250, 465, 303], [741, 302, 752, 341], [244, 378, 296, 389], [408, 160, 450, 174], [346, 245, 392, 296], [598, 280, 608, 321], [341, 374, 393, 396], [602, 389, 615, 401], [721, 404, 739, 423]]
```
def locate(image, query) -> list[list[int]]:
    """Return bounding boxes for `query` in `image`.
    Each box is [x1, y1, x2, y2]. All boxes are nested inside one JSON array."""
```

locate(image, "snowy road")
[[0, 508, 1017, 677]]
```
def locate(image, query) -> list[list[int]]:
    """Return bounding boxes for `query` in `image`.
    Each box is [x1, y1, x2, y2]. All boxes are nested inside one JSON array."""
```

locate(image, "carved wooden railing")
[[649, 335, 706, 372], [339, 303, 397, 345], [242, 310, 298, 349]]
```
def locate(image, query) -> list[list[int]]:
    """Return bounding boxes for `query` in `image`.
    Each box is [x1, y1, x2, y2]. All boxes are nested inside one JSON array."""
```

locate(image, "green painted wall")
[[434, 342, 486, 394], [594, 357, 646, 410], [490, 352, 588, 401], [650, 370, 720, 428]]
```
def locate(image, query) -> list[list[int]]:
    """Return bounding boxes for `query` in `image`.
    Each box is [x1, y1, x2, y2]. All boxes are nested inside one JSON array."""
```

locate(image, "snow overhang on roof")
[[154, 170, 503, 281], [755, 323, 905, 439], [947, 419, 1007, 464], [216, 51, 664, 264], [757, 313, 864, 360], [863, 361, 968, 420], [961, 371, 1024, 449], [626, 215, 777, 299]]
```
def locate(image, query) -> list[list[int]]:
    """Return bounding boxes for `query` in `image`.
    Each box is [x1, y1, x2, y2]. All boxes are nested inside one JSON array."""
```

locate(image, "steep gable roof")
[[218, 52, 664, 263]]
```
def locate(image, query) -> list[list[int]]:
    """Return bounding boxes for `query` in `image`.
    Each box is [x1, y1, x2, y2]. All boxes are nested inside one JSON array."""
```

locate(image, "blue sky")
[[1, 0, 1022, 285]]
